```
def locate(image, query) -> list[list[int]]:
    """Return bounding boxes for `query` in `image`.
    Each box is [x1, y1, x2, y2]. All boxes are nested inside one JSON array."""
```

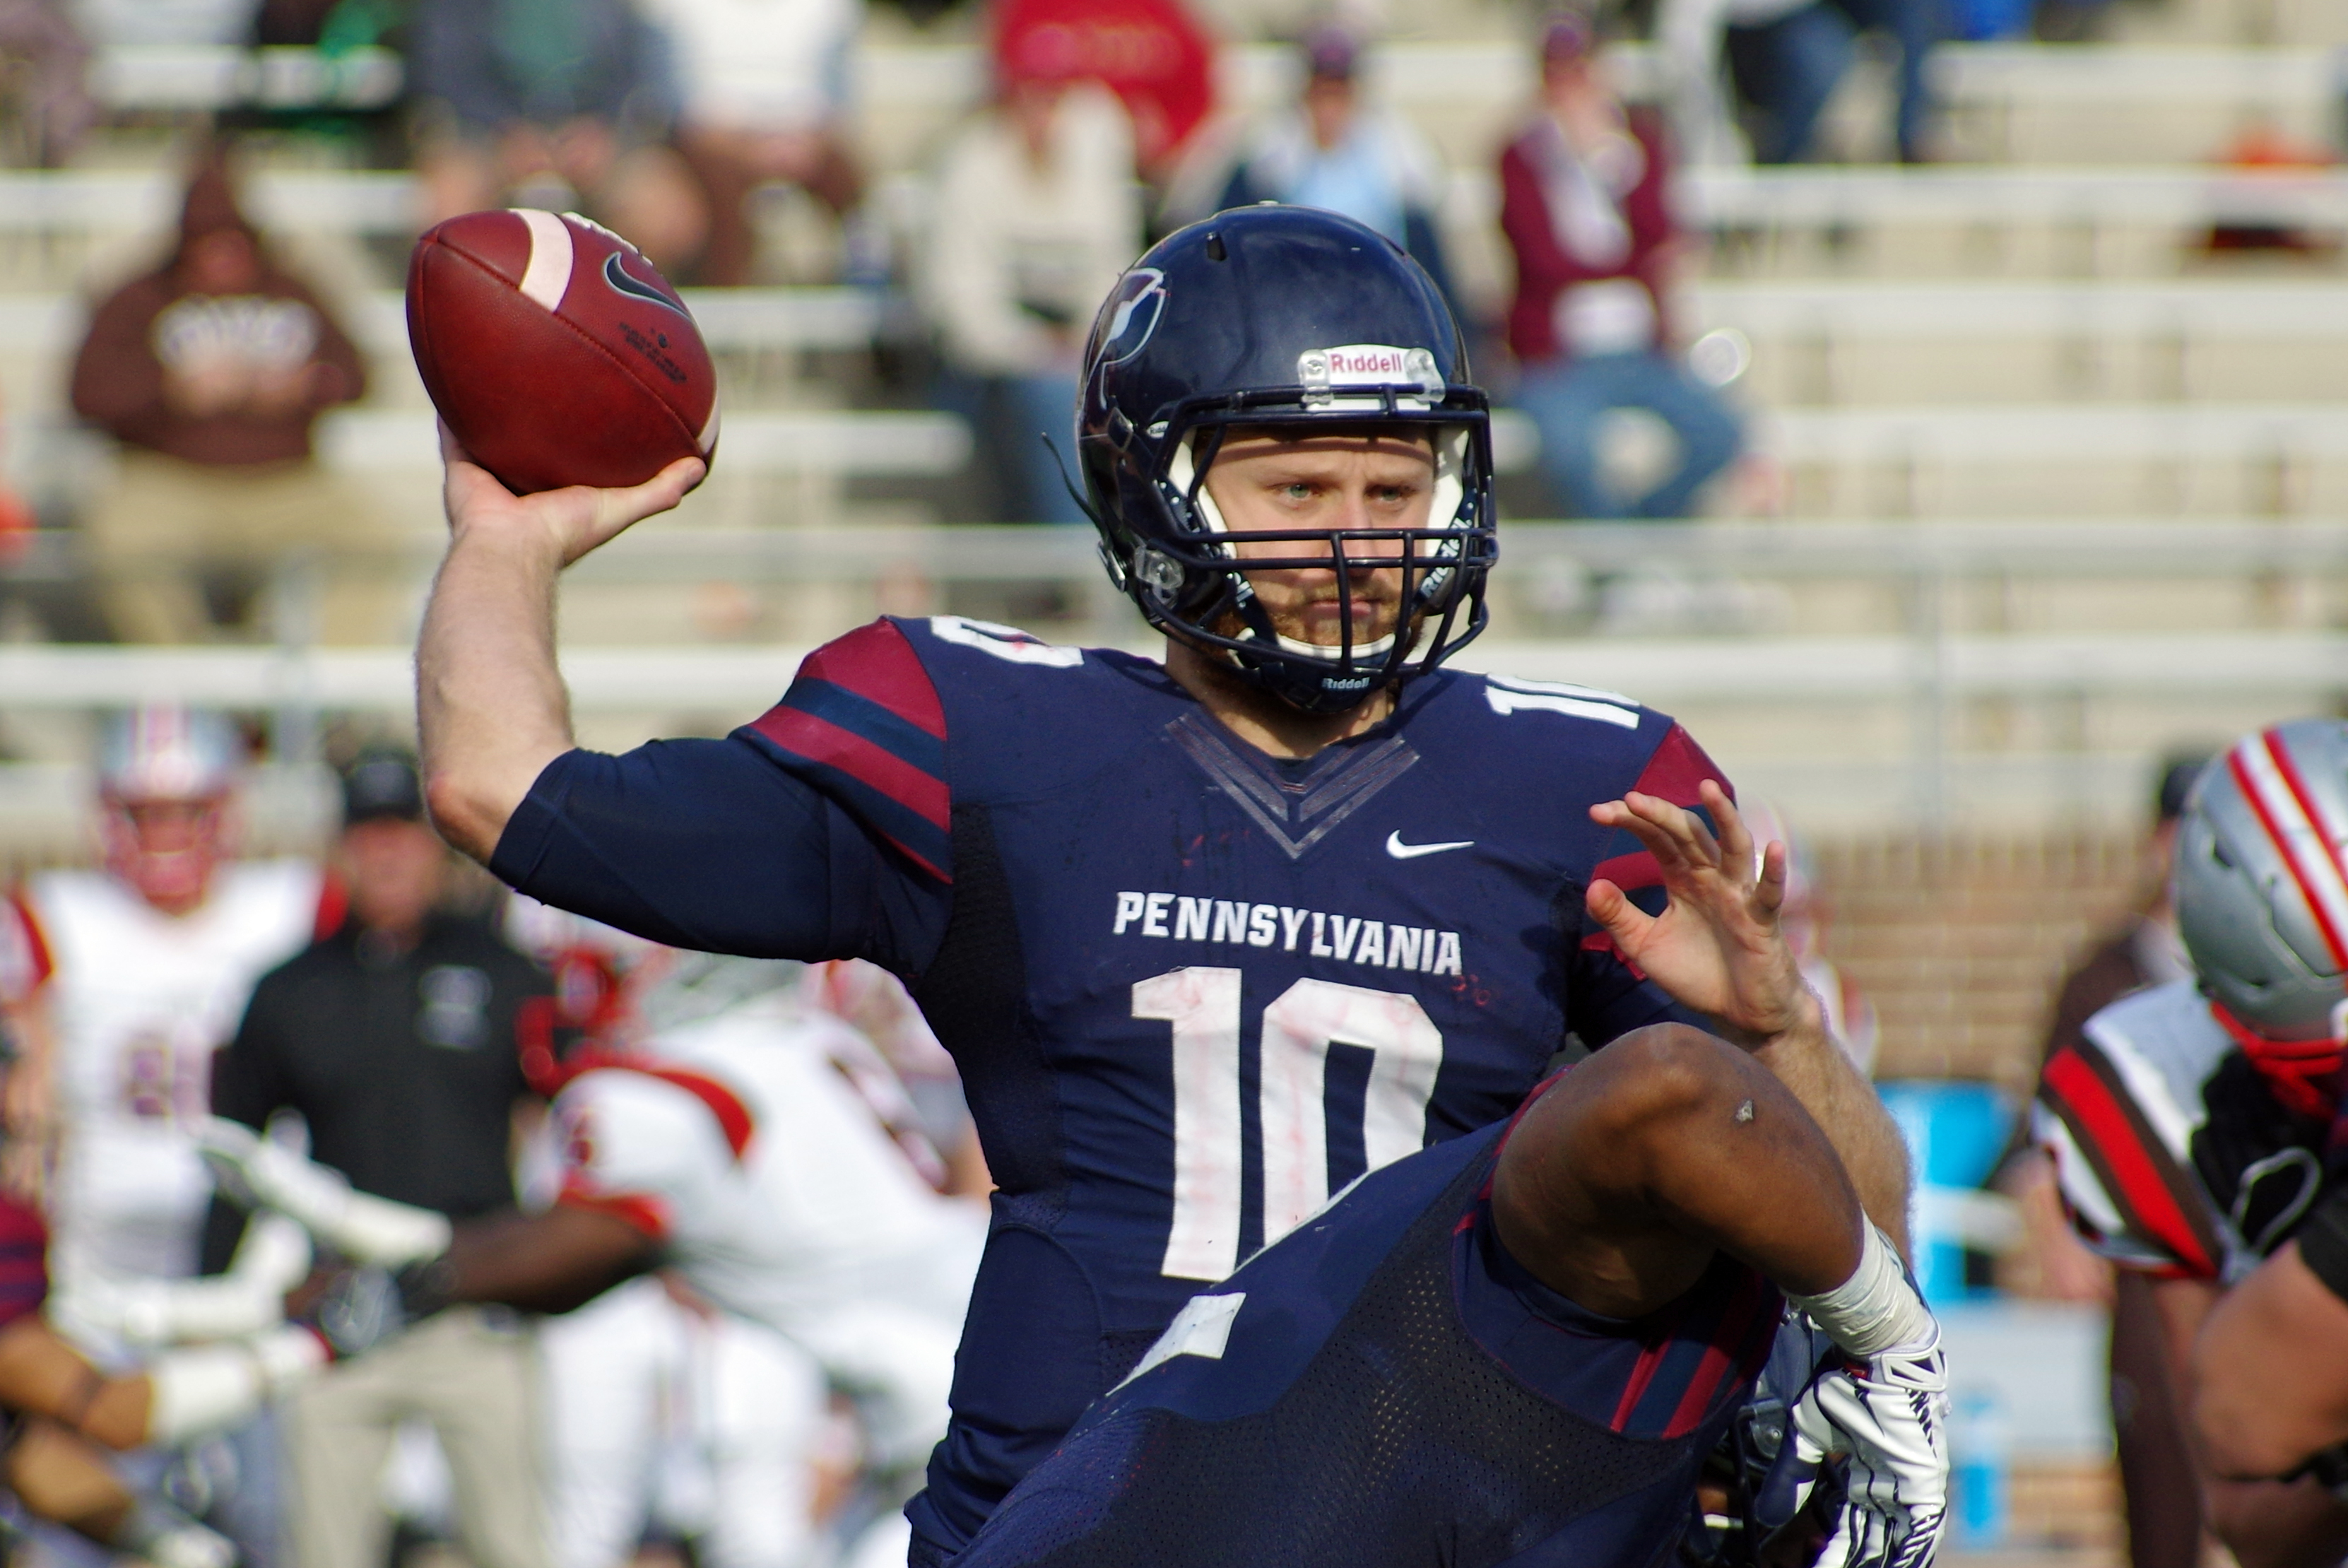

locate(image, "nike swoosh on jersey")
[[1386, 831, 1474, 859]]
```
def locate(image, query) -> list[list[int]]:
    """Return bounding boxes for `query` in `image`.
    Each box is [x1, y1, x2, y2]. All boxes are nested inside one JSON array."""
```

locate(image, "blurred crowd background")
[[0, 0, 2346, 1559]]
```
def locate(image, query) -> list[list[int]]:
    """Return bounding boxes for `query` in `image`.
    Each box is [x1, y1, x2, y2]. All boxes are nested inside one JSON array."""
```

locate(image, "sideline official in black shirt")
[[209, 749, 554, 1568]]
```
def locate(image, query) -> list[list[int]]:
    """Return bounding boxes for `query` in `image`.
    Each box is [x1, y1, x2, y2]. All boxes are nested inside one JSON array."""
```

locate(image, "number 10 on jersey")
[[1134, 967, 1445, 1282]]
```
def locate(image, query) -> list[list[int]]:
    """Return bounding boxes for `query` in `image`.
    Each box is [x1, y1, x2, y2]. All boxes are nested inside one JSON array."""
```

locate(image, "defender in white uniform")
[[203, 953, 986, 1565], [0, 707, 326, 1290]]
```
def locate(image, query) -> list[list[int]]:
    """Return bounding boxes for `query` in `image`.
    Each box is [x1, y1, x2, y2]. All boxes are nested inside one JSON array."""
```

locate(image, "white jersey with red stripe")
[[6, 862, 326, 1281], [551, 989, 986, 1467], [2032, 978, 2324, 1284]]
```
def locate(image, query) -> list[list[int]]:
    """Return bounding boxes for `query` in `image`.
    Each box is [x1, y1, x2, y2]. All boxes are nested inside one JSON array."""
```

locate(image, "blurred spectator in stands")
[[993, 0, 1215, 186], [408, 0, 703, 271], [1216, 26, 1461, 317], [0, 0, 94, 166], [1660, 0, 1939, 164], [642, 0, 864, 286], [2202, 120, 2338, 256], [1499, 16, 1740, 520], [922, 71, 1139, 525], [208, 750, 552, 1568], [2001, 753, 2208, 1568], [68, 144, 401, 645]]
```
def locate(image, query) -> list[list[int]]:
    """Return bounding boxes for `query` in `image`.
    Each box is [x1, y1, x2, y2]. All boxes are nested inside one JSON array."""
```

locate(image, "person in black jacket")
[[208, 750, 552, 1568]]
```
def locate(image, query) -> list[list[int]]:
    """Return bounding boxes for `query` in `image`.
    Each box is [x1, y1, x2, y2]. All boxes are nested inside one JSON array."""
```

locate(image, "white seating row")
[[76, 40, 2343, 119], [0, 626, 2340, 711]]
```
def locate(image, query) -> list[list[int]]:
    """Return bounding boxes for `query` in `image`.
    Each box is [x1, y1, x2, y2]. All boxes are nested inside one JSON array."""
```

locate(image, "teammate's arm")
[[427, 1203, 661, 1315], [416, 437, 702, 861], [2195, 1232, 2348, 1479], [1585, 783, 1913, 1251]]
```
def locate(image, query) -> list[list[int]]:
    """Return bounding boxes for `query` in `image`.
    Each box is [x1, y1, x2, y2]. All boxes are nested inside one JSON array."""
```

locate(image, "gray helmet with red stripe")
[[2177, 720, 2348, 1042]]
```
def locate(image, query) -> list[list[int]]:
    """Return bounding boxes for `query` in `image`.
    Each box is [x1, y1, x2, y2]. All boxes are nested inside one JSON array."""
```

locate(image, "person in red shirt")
[[1498, 17, 1741, 520]]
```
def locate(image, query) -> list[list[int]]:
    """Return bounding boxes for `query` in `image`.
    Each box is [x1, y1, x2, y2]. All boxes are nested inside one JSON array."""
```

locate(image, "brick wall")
[[1815, 835, 2159, 1094]]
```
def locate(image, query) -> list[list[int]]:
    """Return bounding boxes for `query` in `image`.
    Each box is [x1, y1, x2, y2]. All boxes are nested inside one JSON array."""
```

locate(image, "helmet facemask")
[[1110, 394, 1497, 717]]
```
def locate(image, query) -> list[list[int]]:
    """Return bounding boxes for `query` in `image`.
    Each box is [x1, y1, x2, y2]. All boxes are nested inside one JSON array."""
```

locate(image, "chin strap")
[[2208, 1000, 2345, 1120]]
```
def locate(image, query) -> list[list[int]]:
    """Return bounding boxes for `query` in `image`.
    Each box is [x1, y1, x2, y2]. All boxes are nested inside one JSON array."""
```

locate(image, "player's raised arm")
[[1585, 782, 1913, 1251], [416, 435, 702, 862]]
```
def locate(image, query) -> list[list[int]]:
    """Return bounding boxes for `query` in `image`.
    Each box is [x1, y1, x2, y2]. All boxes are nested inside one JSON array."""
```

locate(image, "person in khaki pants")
[[68, 141, 407, 645], [203, 752, 553, 1568], [285, 1307, 549, 1568]]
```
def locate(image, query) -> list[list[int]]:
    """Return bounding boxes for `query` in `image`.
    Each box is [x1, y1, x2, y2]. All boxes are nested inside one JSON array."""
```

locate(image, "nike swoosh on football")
[[1386, 831, 1474, 859]]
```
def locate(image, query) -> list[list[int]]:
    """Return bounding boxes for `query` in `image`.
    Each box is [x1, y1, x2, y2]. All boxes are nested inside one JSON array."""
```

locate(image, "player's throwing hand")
[[1586, 780, 1814, 1043], [439, 420, 703, 569]]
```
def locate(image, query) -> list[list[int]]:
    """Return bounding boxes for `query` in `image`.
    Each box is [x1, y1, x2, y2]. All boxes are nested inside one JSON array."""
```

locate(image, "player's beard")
[[1213, 564, 1415, 660]]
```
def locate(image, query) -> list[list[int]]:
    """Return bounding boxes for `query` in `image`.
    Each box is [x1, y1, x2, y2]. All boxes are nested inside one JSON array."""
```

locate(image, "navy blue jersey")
[[955, 1117, 1781, 1568], [490, 614, 1735, 1553]]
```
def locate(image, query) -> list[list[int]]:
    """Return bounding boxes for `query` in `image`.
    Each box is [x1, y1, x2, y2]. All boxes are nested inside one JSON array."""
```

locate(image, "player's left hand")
[[1784, 1330, 1952, 1568], [1585, 781, 1815, 1044]]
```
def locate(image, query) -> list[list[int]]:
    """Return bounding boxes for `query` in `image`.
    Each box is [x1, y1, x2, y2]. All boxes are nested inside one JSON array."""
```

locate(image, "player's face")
[[1201, 427, 1438, 650], [102, 795, 230, 915]]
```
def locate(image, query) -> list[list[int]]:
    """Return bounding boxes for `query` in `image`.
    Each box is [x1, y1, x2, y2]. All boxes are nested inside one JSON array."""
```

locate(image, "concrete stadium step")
[[1689, 278, 2348, 405]]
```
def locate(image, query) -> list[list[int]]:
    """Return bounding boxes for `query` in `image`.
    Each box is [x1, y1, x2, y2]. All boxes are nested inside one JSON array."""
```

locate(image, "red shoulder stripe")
[[2040, 1042, 2220, 1278], [1631, 723, 1734, 810], [545, 1052, 756, 1160], [794, 620, 945, 739], [4, 891, 53, 993], [555, 1177, 671, 1241], [312, 873, 348, 941]]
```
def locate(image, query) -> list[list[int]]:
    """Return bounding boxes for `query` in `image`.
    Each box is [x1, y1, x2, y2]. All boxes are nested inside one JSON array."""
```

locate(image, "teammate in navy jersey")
[[412, 205, 1909, 1561], [954, 1023, 1946, 1568]]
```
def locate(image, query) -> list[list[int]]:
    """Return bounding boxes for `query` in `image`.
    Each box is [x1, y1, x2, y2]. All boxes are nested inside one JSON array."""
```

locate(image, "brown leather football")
[[406, 209, 719, 495]]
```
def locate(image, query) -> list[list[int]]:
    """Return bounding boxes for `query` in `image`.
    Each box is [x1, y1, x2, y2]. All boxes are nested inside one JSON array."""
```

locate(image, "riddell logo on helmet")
[[1298, 344, 1442, 394]]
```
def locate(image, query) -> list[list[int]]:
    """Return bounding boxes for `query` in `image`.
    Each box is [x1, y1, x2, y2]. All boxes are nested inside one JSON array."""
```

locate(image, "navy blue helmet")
[[1076, 205, 1497, 714]]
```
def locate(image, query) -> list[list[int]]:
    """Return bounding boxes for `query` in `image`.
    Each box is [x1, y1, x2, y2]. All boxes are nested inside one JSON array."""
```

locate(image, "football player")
[[0, 707, 331, 1263], [197, 950, 985, 1562], [953, 1020, 1944, 1567], [2034, 719, 2348, 1564], [411, 203, 1911, 1562]]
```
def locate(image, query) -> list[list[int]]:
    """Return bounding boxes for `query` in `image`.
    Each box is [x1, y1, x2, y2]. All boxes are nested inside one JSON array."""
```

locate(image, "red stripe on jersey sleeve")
[[791, 620, 946, 739], [0, 891, 52, 1003], [1610, 1336, 1670, 1433], [750, 707, 952, 837], [555, 1177, 671, 1242], [1632, 724, 1735, 810], [312, 873, 348, 942], [1659, 1269, 1774, 1439], [540, 1053, 760, 1160], [2041, 1045, 2219, 1278]]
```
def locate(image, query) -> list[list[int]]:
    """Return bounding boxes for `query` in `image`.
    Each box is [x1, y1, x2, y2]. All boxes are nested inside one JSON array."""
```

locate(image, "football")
[[406, 209, 719, 496]]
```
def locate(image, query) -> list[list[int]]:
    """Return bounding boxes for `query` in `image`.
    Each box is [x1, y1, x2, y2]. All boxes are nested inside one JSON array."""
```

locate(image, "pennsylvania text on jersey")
[[1111, 892, 1465, 976]]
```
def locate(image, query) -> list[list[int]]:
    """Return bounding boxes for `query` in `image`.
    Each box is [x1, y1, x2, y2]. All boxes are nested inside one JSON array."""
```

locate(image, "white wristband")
[[1785, 1223, 1937, 1359]]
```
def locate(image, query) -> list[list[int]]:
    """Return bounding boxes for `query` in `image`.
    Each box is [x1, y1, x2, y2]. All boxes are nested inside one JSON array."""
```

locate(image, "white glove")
[[53, 1214, 312, 1347], [196, 1117, 451, 1268], [1786, 1326, 1952, 1568]]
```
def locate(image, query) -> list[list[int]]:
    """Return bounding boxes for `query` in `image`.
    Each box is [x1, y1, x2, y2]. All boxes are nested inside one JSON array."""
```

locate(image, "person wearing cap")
[[1499, 15, 1742, 522], [1214, 26, 1461, 320], [67, 141, 399, 646], [206, 749, 553, 1568], [2000, 753, 2211, 1568]]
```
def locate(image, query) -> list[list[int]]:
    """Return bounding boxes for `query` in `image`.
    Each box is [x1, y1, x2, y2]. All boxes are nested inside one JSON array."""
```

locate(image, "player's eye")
[[1281, 482, 1316, 500]]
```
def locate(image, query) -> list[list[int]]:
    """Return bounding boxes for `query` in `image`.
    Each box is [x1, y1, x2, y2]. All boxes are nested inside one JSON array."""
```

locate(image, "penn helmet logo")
[[603, 252, 689, 318], [1097, 268, 1167, 365]]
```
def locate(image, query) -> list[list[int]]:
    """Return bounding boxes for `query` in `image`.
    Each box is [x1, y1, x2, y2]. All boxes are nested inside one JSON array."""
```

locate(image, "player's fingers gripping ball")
[[407, 209, 719, 496]]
